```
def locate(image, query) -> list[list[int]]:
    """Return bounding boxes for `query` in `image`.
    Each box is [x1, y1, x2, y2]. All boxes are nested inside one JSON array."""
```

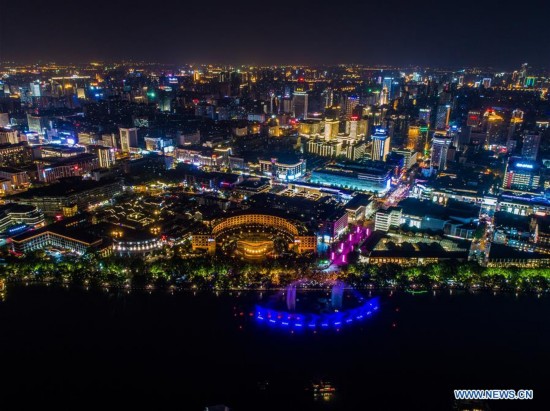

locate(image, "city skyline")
[[2, 0, 550, 68]]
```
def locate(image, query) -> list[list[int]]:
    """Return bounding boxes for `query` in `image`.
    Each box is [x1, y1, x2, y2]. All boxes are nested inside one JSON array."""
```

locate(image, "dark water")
[[1, 284, 549, 410]]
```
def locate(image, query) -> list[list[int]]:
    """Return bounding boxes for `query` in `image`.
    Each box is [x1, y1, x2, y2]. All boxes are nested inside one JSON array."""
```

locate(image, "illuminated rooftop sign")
[[516, 163, 534, 169]]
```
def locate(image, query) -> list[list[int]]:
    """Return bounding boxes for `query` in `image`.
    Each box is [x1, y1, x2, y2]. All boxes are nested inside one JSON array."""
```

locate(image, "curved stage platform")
[[254, 281, 379, 331]]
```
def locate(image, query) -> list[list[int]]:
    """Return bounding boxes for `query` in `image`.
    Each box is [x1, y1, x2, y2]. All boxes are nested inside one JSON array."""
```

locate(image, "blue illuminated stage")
[[254, 282, 379, 331]]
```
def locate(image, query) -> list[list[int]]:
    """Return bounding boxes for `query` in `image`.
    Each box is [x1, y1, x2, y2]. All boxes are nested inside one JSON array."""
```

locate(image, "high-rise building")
[[0, 113, 9, 128], [435, 105, 451, 130], [419, 108, 431, 125], [30, 81, 41, 97], [467, 110, 481, 128], [119, 127, 138, 152], [521, 132, 541, 160], [502, 157, 541, 192], [0, 128, 18, 145], [406, 125, 420, 151], [292, 91, 308, 119], [371, 128, 390, 161], [27, 114, 48, 135], [431, 132, 453, 170], [324, 119, 340, 140], [345, 96, 360, 119], [98, 146, 115, 168], [88, 145, 116, 168], [482, 78, 492, 88]]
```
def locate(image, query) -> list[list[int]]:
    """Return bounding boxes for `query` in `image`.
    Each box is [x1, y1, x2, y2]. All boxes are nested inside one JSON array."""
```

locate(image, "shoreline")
[[4, 278, 549, 296]]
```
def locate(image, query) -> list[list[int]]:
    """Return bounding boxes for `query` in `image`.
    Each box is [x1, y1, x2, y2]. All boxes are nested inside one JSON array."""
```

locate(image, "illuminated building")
[[87, 145, 115, 168], [371, 128, 390, 161], [0, 166, 30, 189], [344, 194, 373, 223], [521, 132, 541, 160], [298, 119, 322, 136], [0, 113, 9, 128], [175, 146, 226, 168], [435, 104, 451, 130], [307, 139, 342, 157], [9, 177, 123, 215], [345, 118, 367, 139], [192, 213, 316, 257], [311, 162, 392, 194], [292, 91, 308, 119], [324, 118, 339, 140], [344, 96, 360, 119], [0, 203, 44, 233], [26, 113, 48, 135], [482, 78, 492, 88], [430, 132, 452, 170], [374, 207, 402, 232], [406, 125, 420, 150], [38, 144, 85, 158], [0, 128, 18, 145], [502, 158, 541, 192], [379, 77, 393, 105], [259, 156, 306, 180], [0, 143, 31, 166], [466, 110, 481, 128], [419, 108, 431, 124], [391, 148, 418, 170], [113, 234, 162, 255], [37, 153, 98, 183], [119, 127, 138, 152]]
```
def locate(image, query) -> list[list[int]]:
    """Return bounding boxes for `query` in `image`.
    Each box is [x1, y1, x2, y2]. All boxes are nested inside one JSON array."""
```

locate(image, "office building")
[[521, 132, 541, 160], [371, 128, 390, 161], [435, 105, 451, 130], [431, 132, 453, 170], [502, 158, 541, 192], [292, 91, 308, 119], [0, 128, 18, 145], [119, 127, 138, 152]]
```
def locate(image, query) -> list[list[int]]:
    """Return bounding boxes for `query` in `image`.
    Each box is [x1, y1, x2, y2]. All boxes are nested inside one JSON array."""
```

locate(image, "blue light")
[[254, 296, 380, 332]]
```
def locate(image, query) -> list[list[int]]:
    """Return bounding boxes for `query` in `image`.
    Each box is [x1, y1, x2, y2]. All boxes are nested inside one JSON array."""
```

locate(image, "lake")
[[0, 284, 548, 410]]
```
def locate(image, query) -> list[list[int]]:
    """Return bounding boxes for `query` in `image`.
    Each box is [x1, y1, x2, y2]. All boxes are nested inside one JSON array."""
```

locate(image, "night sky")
[[1, 0, 549, 68]]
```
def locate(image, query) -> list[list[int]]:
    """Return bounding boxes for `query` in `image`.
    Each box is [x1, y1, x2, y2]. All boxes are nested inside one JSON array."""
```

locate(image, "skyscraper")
[[119, 127, 138, 152], [345, 96, 360, 119], [371, 128, 390, 161], [521, 132, 541, 160], [419, 108, 431, 125], [435, 105, 451, 130], [466, 110, 481, 128], [292, 91, 308, 119], [431, 132, 452, 170], [324, 119, 340, 140]]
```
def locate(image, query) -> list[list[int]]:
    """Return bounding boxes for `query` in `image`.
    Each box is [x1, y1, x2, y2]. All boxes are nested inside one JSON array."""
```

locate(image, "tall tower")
[[324, 118, 340, 140], [431, 132, 453, 170], [435, 105, 451, 130], [522, 132, 541, 160], [292, 91, 308, 119], [371, 128, 390, 161], [419, 108, 431, 125]]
